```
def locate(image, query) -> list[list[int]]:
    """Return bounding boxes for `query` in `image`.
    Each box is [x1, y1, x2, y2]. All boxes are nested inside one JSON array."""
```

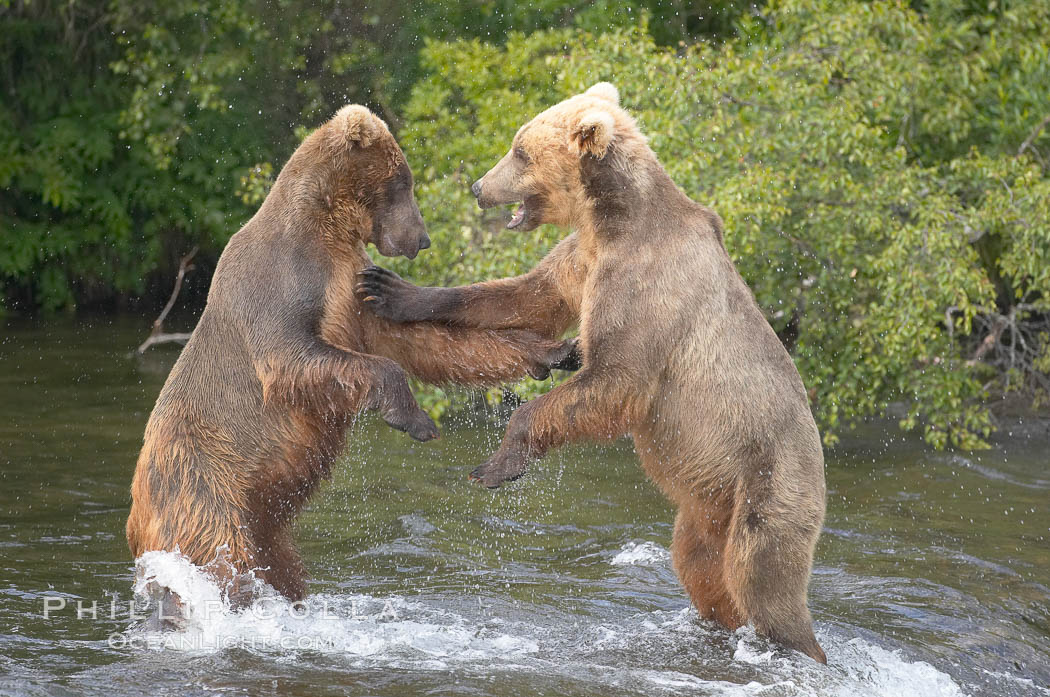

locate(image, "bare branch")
[[136, 331, 193, 354], [965, 315, 1007, 367], [1018, 113, 1050, 158], [136, 247, 199, 355]]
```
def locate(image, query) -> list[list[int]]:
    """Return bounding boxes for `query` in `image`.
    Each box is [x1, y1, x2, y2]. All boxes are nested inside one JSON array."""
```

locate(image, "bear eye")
[[386, 166, 411, 195], [513, 146, 530, 163]]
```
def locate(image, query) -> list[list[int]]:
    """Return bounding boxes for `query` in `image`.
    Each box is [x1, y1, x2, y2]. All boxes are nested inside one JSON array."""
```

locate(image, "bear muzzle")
[[372, 209, 430, 259], [471, 178, 508, 210]]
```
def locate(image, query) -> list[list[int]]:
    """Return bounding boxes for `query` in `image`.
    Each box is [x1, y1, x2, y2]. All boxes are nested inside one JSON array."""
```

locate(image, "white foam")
[[730, 627, 969, 697], [981, 670, 1050, 696], [831, 638, 968, 697], [127, 551, 974, 697], [636, 669, 771, 692], [611, 540, 671, 566], [733, 630, 777, 665], [129, 551, 537, 661], [133, 548, 237, 617]]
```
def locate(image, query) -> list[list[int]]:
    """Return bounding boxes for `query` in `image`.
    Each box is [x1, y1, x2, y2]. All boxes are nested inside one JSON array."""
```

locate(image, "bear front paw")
[[469, 449, 528, 489], [355, 266, 424, 323], [526, 336, 582, 380], [406, 409, 440, 442], [549, 337, 583, 372], [380, 402, 439, 442]]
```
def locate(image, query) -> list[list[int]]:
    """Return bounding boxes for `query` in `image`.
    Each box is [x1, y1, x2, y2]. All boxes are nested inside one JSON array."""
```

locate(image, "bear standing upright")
[[127, 105, 577, 601], [357, 85, 828, 662]]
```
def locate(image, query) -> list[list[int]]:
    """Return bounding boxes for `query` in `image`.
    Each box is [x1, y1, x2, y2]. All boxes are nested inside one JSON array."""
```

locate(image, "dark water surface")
[[1, 319, 1047, 696]]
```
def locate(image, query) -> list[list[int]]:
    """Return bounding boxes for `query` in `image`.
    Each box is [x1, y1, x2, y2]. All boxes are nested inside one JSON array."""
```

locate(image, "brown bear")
[[356, 84, 828, 663], [126, 104, 578, 603]]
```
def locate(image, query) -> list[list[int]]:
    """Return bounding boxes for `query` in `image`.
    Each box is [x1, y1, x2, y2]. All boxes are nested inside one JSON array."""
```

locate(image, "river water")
[[1, 319, 1047, 696]]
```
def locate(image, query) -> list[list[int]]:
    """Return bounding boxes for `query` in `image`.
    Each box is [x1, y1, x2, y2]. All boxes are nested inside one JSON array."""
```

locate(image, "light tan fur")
[[358, 86, 828, 663]]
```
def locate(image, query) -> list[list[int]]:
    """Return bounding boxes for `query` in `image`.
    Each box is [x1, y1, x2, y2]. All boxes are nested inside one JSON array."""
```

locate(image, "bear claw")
[[408, 417, 440, 442], [526, 337, 582, 380], [355, 266, 420, 322], [549, 337, 583, 372], [469, 453, 528, 489], [382, 408, 439, 442]]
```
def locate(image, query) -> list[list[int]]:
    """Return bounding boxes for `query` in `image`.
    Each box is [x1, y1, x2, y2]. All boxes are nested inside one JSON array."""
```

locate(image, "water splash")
[[129, 551, 538, 662], [610, 540, 671, 566], [123, 551, 972, 697]]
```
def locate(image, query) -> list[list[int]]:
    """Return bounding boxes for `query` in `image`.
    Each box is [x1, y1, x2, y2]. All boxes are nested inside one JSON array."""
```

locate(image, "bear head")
[[470, 82, 650, 232], [288, 105, 430, 259]]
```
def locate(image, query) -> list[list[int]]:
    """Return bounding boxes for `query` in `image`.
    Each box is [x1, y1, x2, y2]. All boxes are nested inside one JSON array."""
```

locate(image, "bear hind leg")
[[724, 493, 826, 663], [670, 506, 744, 629], [253, 525, 308, 602]]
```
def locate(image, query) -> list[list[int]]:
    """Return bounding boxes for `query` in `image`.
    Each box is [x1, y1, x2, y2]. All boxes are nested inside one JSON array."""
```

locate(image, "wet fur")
[[357, 87, 828, 662], [126, 106, 575, 602]]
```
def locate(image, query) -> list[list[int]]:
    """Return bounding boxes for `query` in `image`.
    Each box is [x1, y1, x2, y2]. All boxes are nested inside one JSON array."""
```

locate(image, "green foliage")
[[394, 0, 1050, 448], [1, 2, 153, 311], [0, 0, 735, 313], [1, 0, 1048, 446]]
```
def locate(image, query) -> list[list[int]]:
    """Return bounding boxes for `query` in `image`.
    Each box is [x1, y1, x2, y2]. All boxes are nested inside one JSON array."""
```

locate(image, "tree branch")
[[965, 315, 1007, 367], [1017, 113, 1050, 158], [135, 246, 198, 355]]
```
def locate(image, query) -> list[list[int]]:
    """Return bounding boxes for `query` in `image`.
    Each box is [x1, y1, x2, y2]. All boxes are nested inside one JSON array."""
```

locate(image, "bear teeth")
[[507, 204, 526, 229]]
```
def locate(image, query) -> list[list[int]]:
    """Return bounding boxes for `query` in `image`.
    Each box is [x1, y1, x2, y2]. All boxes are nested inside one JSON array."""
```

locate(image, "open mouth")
[[507, 202, 526, 229]]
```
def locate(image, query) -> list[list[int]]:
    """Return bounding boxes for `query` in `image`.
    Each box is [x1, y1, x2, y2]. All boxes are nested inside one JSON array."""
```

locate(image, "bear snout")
[[470, 180, 483, 199]]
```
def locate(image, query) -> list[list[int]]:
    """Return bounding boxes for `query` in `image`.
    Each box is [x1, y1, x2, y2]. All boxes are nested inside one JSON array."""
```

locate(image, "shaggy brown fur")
[[357, 84, 828, 663], [127, 105, 577, 602]]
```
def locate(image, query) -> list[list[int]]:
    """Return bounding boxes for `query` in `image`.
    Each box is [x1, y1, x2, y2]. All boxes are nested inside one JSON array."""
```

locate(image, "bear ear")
[[332, 104, 385, 149], [569, 110, 615, 159], [584, 82, 619, 105]]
